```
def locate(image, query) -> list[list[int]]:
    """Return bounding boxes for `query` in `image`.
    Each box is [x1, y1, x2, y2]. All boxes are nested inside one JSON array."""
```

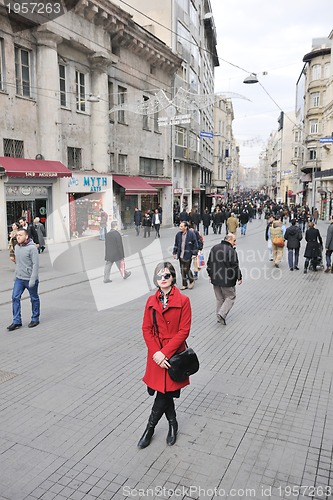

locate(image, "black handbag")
[[152, 310, 199, 382], [168, 347, 199, 382]]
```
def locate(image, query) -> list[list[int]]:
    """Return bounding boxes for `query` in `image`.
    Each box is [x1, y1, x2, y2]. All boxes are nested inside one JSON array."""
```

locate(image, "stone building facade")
[[0, 0, 181, 249]]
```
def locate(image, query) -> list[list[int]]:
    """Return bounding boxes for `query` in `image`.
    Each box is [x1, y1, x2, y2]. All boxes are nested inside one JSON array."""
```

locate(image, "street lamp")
[[243, 73, 259, 84]]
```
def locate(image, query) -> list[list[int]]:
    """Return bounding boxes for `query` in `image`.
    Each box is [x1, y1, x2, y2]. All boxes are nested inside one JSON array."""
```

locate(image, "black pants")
[[179, 258, 194, 287]]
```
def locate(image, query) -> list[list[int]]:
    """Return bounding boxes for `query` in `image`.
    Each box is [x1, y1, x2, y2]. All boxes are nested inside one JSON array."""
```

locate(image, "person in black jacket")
[[206, 233, 242, 325], [133, 208, 142, 236], [303, 221, 323, 273], [202, 209, 211, 235], [19, 217, 39, 247], [239, 210, 250, 235], [172, 221, 198, 290], [104, 221, 131, 282], [284, 219, 302, 270], [142, 211, 152, 238]]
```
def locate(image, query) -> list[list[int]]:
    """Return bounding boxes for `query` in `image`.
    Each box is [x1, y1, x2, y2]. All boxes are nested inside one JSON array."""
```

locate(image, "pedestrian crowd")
[[4, 191, 333, 453]]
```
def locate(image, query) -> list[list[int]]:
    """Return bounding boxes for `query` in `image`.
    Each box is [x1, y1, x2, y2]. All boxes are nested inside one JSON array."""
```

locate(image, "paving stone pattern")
[[0, 220, 332, 500]]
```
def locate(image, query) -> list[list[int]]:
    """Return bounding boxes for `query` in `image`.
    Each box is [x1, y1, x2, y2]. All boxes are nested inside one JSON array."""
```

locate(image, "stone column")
[[34, 29, 63, 160], [89, 52, 112, 173]]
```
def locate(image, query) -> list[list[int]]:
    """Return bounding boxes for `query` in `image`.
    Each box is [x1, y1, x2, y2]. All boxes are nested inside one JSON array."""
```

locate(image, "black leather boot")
[[137, 396, 166, 449], [165, 399, 178, 446]]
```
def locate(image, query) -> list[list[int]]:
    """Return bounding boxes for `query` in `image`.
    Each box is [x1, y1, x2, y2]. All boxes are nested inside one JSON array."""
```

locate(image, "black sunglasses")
[[156, 273, 172, 280]]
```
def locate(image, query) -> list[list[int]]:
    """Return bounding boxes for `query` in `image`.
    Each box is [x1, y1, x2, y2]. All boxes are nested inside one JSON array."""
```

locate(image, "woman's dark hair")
[[153, 261, 177, 287]]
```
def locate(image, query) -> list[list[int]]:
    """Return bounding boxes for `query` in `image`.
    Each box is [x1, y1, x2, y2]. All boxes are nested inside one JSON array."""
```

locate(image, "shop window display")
[[69, 193, 103, 238]]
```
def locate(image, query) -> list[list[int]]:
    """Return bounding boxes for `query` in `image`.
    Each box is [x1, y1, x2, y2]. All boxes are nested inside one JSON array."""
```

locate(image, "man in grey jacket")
[[7, 228, 40, 331]]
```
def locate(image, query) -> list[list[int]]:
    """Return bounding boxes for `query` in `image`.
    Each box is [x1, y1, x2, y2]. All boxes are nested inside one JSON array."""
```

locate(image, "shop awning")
[[146, 179, 172, 187], [0, 156, 72, 178], [113, 175, 158, 194]]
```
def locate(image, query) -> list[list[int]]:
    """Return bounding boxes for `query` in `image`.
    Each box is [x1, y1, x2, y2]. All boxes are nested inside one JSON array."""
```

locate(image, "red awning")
[[0, 156, 72, 178], [146, 179, 172, 187], [113, 175, 158, 194]]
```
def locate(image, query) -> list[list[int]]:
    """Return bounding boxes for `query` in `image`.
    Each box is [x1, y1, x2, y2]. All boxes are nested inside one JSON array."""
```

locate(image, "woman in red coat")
[[138, 261, 192, 449]]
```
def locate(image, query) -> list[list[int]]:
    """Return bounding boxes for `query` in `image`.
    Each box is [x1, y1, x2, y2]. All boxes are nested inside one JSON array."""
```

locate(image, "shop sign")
[[68, 175, 109, 192], [183, 188, 191, 195], [174, 188, 183, 194], [25, 171, 58, 177]]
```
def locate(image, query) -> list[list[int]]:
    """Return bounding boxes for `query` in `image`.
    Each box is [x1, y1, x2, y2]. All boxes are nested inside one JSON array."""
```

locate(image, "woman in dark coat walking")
[[138, 261, 191, 449], [304, 221, 323, 273]]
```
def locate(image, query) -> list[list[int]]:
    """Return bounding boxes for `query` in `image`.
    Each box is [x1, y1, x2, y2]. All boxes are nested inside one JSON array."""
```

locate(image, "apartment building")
[[0, 0, 181, 249], [211, 96, 238, 207], [110, 0, 219, 214]]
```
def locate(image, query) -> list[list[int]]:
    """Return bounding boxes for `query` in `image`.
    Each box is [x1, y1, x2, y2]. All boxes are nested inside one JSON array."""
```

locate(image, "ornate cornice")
[[73, 0, 182, 74]]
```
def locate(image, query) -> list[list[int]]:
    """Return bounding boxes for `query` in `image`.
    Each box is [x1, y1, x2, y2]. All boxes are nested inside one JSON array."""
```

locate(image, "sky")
[[210, 0, 333, 168]]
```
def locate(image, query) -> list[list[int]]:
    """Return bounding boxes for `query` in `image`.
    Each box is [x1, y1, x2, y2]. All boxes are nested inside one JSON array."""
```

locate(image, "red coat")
[[142, 286, 192, 393]]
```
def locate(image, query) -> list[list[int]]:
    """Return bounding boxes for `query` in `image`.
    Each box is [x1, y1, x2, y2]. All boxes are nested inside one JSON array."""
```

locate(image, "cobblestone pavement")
[[0, 219, 332, 500]]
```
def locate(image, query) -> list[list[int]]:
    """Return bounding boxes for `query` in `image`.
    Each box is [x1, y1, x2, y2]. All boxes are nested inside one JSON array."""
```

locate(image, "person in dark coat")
[[239, 210, 250, 235], [173, 221, 198, 289], [284, 219, 302, 271], [214, 208, 224, 234], [104, 221, 131, 282], [138, 261, 191, 449], [179, 209, 189, 222], [303, 221, 323, 273], [190, 209, 201, 232], [19, 217, 39, 247], [325, 214, 333, 273], [151, 209, 162, 238], [133, 208, 142, 236], [34, 217, 46, 253], [142, 211, 152, 238], [206, 233, 242, 325], [202, 209, 211, 235]]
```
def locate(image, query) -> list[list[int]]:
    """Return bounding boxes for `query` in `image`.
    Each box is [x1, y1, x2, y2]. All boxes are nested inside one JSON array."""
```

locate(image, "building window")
[[59, 64, 67, 107], [154, 111, 159, 133], [324, 63, 330, 78], [175, 127, 187, 147], [311, 92, 320, 107], [309, 120, 318, 134], [139, 157, 163, 176], [177, 62, 187, 82], [75, 71, 86, 112], [109, 152, 115, 172], [143, 96, 150, 130], [312, 64, 321, 80], [118, 154, 128, 173], [3, 138, 24, 157], [118, 86, 127, 123], [0, 38, 4, 91], [108, 81, 114, 112], [309, 148, 317, 161], [67, 147, 82, 170], [15, 46, 31, 97]]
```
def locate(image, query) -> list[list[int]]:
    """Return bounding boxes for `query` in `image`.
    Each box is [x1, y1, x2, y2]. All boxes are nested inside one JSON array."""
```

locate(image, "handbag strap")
[[152, 309, 162, 349]]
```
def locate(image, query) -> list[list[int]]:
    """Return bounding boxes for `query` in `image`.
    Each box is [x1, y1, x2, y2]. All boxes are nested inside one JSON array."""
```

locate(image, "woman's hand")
[[153, 351, 171, 369]]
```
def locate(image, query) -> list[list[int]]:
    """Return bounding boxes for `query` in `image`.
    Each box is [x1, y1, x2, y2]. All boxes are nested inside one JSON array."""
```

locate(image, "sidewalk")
[[0, 220, 332, 500]]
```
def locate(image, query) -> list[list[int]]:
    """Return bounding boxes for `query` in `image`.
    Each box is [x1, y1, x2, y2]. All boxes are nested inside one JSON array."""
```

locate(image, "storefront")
[[65, 171, 113, 238], [113, 175, 158, 229], [0, 156, 72, 250]]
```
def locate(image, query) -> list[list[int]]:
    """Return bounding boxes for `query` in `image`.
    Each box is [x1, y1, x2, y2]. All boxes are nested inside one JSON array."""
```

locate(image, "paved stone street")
[[0, 219, 332, 500]]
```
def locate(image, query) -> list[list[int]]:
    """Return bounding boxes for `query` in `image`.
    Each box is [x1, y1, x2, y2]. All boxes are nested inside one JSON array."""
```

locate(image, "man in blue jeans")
[[7, 228, 40, 331]]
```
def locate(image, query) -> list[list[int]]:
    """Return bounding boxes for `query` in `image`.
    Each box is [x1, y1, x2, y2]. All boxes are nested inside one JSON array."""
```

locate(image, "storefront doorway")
[[6, 198, 48, 236]]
